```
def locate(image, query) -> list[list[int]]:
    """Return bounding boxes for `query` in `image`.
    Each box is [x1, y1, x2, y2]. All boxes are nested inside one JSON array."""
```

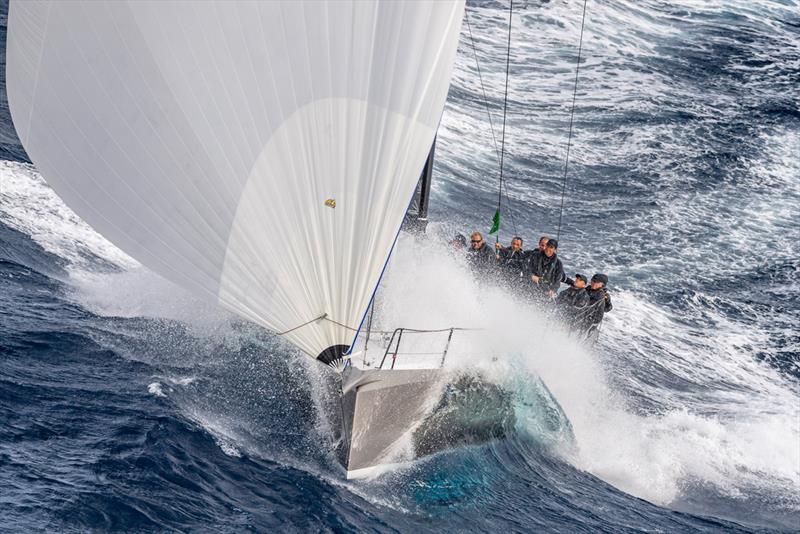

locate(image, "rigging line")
[[323, 316, 392, 335], [464, 6, 519, 240], [275, 313, 327, 335], [464, 10, 500, 162], [465, 9, 518, 236], [496, 0, 514, 244], [556, 0, 589, 242], [501, 177, 518, 237], [322, 316, 481, 336]]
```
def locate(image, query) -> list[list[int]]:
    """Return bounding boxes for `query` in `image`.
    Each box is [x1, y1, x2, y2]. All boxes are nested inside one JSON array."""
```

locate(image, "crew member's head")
[[451, 234, 467, 250], [574, 273, 587, 289], [470, 232, 485, 249], [538, 235, 549, 251], [590, 273, 608, 290], [510, 236, 523, 251], [544, 238, 558, 258]]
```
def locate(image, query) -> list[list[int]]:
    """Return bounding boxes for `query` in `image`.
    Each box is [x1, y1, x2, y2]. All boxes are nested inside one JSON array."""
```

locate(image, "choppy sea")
[[1, 0, 798, 531]]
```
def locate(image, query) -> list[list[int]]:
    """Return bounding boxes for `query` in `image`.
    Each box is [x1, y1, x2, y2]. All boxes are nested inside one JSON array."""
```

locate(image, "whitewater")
[[1, 0, 798, 532]]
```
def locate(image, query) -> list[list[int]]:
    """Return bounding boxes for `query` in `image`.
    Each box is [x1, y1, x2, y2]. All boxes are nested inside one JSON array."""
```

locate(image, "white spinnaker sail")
[[6, 0, 465, 358]]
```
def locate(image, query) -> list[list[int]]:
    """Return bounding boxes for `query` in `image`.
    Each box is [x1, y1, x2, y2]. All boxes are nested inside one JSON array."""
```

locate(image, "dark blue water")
[[1, 1, 798, 532]]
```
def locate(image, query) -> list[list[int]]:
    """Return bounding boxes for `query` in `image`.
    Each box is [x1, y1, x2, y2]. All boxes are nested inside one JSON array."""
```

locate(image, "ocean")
[[1, 0, 798, 532]]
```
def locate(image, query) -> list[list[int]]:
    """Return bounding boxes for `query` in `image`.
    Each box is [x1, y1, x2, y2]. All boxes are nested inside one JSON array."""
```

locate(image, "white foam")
[[68, 266, 234, 335], [168, 376, 198, 387], [148, 382, 166, 398], [0, 161, 235, 335], [183, 410, 245, 459], [0, 161, 137, 271], [374, 235, 800, 509], [216, 440, 243, 458]]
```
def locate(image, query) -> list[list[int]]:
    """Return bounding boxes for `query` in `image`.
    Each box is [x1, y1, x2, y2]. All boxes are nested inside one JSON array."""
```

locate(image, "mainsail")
[[6, 0, 465, 359]]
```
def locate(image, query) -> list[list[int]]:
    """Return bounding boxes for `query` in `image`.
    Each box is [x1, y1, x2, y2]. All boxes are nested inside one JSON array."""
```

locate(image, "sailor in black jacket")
[[466, 231, 496, 275], [583, 273, 613, 338], [522, 235, 548, 275], [557, 273, 589, 319], [496, 236, 527, 286], [528, 238, 565, 298]]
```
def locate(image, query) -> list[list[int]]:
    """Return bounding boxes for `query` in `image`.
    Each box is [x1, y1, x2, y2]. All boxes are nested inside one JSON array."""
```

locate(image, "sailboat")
[[5, 0, 471, 477]]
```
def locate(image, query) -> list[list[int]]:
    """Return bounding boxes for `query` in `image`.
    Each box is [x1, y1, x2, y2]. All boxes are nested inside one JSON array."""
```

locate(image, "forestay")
[[6, 0, 465, 359]]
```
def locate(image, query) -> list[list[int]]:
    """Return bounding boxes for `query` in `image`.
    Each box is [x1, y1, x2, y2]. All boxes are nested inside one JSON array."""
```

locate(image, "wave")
[[3, 160, 797, 530]]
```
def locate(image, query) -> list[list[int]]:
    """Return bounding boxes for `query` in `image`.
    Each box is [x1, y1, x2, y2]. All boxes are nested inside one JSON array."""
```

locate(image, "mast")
[[403, 138, 436, 233]]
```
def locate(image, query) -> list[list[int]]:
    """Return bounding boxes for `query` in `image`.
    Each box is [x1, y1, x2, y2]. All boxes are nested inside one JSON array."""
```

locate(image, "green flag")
[[489, 208, 500, 235]]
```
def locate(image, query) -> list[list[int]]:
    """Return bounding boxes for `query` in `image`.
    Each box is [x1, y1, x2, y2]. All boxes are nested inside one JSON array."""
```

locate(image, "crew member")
[[495, 236, 527, 285], [584, 273, 612, 340], [557, 273, 589, 321], [528, 238, 564, 298], [536, 235, 549, 253], [450, 233, 467, 251], [467, 231, 495, 274], [523, 235, 549, 278]]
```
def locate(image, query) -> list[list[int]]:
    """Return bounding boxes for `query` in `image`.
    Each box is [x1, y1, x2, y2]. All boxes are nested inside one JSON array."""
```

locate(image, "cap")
[[574, 273, 587, 283], [546, 238, 558, 249], [591, 273, 609, 285], [452, 234, 467, 246]]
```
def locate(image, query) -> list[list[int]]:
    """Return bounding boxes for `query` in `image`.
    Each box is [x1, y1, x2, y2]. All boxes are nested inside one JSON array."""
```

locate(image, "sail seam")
[[24, 1, 52, 146]]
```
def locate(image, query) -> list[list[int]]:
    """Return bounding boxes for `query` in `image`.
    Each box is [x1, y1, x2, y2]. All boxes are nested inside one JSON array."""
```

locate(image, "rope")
[[495, 0, 514, 245], [277, 314, 481, 339], [322, 315, 480, 336], [324, 316, 384, 334], [556, 0, 589, 241], [465, 10, 501, 164], [275, 313, 327, 335], [278, 314, 459, 338], [465, 8, 518, 238]]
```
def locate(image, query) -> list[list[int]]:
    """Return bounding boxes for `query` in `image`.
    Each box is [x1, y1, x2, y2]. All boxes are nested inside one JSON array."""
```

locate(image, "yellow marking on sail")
[[325, 198, 336, 209]]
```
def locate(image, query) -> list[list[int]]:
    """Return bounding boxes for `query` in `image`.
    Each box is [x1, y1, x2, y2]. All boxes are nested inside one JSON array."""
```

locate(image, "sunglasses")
[[471, 240, 481, 243]]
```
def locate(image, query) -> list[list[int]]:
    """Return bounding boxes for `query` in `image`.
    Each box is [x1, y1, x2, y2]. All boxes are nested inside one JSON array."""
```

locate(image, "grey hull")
[[327, 366, 539, 479], [337, 366, 444, 478]]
